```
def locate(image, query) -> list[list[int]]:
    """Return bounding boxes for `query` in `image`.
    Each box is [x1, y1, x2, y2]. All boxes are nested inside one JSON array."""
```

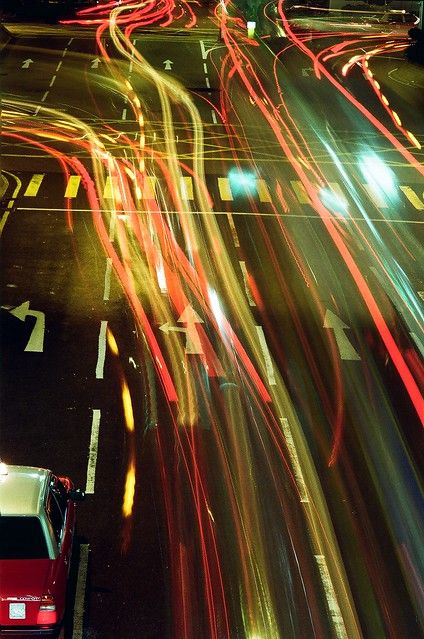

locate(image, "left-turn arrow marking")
[[10, 301, 45, 352], [22, 59, 34, 69]]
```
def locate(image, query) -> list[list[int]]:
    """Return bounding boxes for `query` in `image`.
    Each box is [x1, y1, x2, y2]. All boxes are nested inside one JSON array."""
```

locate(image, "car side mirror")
[[68, 488, 86, 502]]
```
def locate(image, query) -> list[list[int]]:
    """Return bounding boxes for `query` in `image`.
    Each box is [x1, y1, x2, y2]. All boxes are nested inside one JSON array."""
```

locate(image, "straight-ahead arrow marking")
[[91, 58, 101, 68], [323, 309, 361, 361], [22, 59, 34, 69], [163, 59, 173, 71]]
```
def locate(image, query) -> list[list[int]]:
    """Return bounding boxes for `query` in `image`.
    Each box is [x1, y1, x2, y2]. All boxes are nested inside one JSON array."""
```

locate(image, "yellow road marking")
[[291, 180, 311, 204], [24, 174, 44, 196], [400, 185, 424, 210], [362, 183, 388, 208], [65, 175, 81, 198], [256, 178, 272, 203], [218, 177, 233, 201], [180, 176, 194, 201]]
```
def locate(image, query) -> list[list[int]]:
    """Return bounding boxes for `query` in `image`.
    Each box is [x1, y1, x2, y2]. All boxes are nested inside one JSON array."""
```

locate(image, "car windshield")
[[0, 516, 49, 559]]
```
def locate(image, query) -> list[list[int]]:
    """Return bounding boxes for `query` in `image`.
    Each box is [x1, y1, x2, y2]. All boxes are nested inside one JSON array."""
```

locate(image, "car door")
[[45, 477, 73, 620]]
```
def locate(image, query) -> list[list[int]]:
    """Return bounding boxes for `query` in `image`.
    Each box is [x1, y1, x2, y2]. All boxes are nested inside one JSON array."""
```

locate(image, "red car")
[[0, 464, 85, 637]]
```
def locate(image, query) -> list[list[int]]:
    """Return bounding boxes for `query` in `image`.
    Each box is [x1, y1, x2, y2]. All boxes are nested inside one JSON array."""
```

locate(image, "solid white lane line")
[[86, 409, 101, 494], [72, 544, 90, 639], [96, 321, 108, 378], [256, 325, 276, 385]]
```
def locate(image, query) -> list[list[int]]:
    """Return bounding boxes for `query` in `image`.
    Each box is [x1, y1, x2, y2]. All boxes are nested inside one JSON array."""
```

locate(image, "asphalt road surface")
[[1, 2, 423, 638]]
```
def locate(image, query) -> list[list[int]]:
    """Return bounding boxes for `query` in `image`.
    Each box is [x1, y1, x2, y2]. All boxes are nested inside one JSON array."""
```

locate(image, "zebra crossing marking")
[[290, 180, 310, 204], [256, 178, 272, 203], [65, 175, 81, 198], [399, 185, 424, 211], [180, 176, 194, 201], [19, 172, 424, 212], [24, 174, 44, 197], [362, 183, 388, 208], [218, 177, 233, 201]]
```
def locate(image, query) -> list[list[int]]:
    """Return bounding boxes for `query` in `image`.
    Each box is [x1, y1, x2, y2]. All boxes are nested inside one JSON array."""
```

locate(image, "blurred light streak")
[[122, 460, 136, 517], [122, 380, 135, 431]]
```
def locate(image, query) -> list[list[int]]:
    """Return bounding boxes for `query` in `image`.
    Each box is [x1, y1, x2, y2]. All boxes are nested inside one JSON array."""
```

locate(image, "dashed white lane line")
[[49, 75, 56, 87], [280, 417, 309, 503], [239, 260, 256, 306], [85, 409, 101, 494], [211, 110, 217, 124], [314, 554, 348, 639], [256, 325, 276, 386], [72, 543, 90, 639], [103, 257, 113, 301], [96, 320, 108, 378]]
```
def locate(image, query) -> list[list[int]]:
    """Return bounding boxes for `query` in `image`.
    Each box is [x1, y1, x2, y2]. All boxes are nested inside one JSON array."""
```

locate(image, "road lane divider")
[[96, 320, 108, 378], [86, 409, 101, 494], [103, 257, 113, 300], [280, 417, 309, 503], [0, 173, 21, 236], [239, 260, 256, 306], [72, 543, 89, 639], [314, 554, 348, 639], [256, 325, 276, 386]]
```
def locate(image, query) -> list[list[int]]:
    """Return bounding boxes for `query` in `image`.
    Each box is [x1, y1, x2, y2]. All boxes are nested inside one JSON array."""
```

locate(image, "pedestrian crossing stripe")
[[65, 175, 81, 198], [22, 174, 424, 211], [290, 180, 310, 204], [180, 176, 194, 201], [24, 174, 44, 196], [218, 177, 233, 201], [362, 183, 388, 209], [399, 186, 424, 211], [256, 179, 272, 203]]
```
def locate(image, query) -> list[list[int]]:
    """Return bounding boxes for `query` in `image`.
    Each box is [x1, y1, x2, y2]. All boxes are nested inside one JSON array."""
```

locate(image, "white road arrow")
[[163, 59, 173, 71], [323, 309, 361, 361], [22, 59, 34, 69], [91, 58, 101, 69], [302, 67, 313, 77], [159, 305, 204, 354], [10, 301, 45, 352]]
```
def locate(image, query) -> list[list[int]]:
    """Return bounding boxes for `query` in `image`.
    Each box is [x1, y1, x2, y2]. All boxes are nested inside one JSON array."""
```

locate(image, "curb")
[[0, 23, 13, 53]]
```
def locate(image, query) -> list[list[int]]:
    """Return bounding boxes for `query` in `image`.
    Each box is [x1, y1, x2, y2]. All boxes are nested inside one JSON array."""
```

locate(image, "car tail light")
[[36, 594, 57, 625]]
